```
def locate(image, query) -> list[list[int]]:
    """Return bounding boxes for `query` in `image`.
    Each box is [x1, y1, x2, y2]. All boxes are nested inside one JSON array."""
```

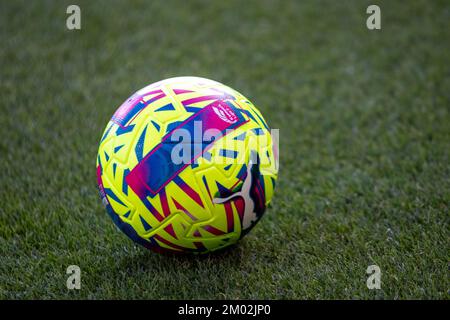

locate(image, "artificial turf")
[[0, 0, 448, 299]]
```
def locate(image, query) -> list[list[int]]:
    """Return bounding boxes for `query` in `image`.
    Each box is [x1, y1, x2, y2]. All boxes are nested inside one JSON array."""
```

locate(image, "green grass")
[[0, 0, 449, 299]]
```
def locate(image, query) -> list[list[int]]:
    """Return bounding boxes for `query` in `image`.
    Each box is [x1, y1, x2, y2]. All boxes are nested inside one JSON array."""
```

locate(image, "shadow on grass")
[[115, 240, 251, 275]]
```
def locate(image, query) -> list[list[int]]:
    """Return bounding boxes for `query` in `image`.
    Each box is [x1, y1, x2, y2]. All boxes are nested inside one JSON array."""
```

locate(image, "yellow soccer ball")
[[96, 77, 278, 253]]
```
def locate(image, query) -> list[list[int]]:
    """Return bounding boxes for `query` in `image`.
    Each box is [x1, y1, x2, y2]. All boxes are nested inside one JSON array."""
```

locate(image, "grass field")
[[0, 0, 449, 299]]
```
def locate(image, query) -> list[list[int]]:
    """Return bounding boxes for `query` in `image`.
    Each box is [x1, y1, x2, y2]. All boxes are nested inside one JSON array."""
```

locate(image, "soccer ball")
[[96, 77, 278, 253]]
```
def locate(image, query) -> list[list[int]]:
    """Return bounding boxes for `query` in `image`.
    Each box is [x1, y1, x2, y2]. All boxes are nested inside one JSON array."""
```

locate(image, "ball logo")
[[212, 103, 238, 124]]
